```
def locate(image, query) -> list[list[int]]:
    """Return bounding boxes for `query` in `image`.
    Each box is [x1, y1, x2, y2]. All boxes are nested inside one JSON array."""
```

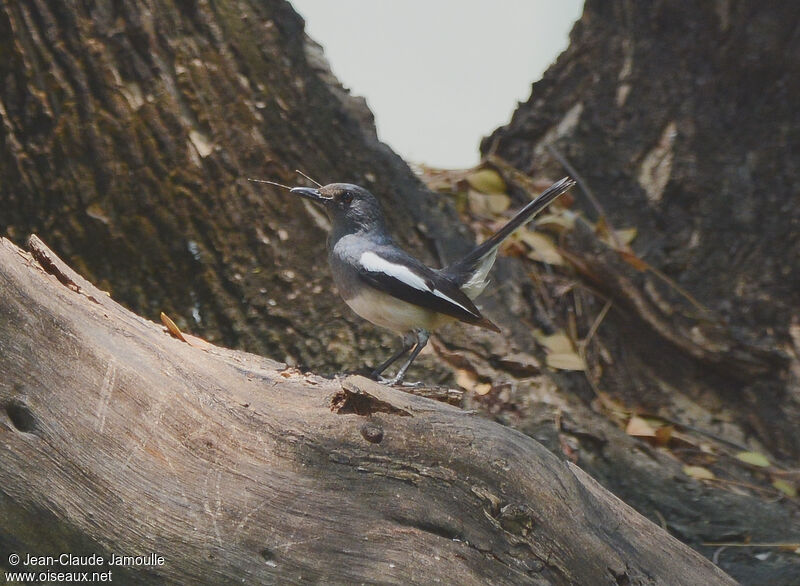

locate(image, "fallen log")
[[0, 236, 734, 584]]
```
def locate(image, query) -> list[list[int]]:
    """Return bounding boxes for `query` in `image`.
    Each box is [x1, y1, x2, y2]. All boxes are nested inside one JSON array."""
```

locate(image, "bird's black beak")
[[290, 187, 331, 205]]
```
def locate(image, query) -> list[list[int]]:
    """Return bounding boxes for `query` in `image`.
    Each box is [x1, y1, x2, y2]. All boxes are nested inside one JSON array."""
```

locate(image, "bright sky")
[[291, 1, 584, 168]]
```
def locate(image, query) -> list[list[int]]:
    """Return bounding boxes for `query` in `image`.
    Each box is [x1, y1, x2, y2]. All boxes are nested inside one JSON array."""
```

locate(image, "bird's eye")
[[340, 192, 353, 205]]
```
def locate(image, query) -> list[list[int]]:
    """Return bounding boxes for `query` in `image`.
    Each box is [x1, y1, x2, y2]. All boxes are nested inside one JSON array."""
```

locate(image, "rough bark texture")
[[1, 0, 799, 584], [0, 0, 472, 378], [479, 5, 800, 579], [483, 0, 800, 460], [0, 236, 737, 585]]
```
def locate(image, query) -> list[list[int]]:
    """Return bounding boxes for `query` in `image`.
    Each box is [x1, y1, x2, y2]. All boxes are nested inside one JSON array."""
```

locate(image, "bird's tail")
[[443, 177, 575, 298]]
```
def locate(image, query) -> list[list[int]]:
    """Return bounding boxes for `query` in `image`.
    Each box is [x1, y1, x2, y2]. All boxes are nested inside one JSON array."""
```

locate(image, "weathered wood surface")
[[1, 1, 797, 583], [0, 236, 735, 584]]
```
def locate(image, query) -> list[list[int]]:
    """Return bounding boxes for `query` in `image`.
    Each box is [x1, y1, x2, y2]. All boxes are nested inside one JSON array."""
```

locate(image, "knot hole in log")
[[4, 399, 38, 434]]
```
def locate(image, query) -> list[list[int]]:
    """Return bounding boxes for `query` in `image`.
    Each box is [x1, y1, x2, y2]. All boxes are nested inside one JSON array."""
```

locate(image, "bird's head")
[[291, 183, 387, 237]]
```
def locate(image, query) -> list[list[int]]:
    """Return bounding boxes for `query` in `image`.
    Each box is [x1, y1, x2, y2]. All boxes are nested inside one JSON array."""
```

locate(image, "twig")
[[574, 299, 612, 401], [705, 477, 778, 497], [295, 169, 322, 187], [637, 412, 752, 452], [550, 147, 713, 318], [527, 267, 556, 318], [248, 178, 291, 190], [485, 154, 547, 196], [546, 147, 712, 318], [580, 299, 612, 352], [646, 264, 713, 317], [702, 542, 800, 548], [545, 145, 623, 250], [577, 343, 604, 401], [769, 468, 800, 479]]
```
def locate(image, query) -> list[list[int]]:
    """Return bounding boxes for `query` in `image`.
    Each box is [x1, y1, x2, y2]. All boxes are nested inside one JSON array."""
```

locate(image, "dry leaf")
[[455, 369, 492, 395], [466, 168, 506, 194], [614, 227, 638, 245], [189, 129, 213, 158], [536, 330, 585, 370], [497, 352, 541, 374], [499, 239, 528, 259], [596, 218, 638, 248], [735, 451, 770, 468], [468, 190, 511, 217], [618, 249, 649, 271], [160, 312, 187, 342], [683, 465, 715, 481], [536, 213, 575, 231], [539, 331, 574, 353], [594, 393, 630, 419], [668, 429, 703, 449], [541, 333, 571, 352], [626, 416, 657, 438], [474, 382, 493, 396], [85, 202, 111, 225], [772, 479, 797, 498], [183, 333, 212, 350], [546, 352, 586, 371], [517, 230, 564, 266], [427, 179, 454, 192], [455, 369, 478, 391], [594, 216, 611, 239], [654, 425, 674, 446]]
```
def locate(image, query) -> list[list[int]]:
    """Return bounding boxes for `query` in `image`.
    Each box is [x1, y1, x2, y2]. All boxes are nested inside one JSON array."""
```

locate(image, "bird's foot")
[[370, 371, 389, 383], [397, 380, 426, 388], [374, 376, 425, 388], [374, 375, 401, 385]]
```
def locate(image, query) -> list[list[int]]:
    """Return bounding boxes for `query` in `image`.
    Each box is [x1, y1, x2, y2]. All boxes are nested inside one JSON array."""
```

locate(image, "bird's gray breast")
[[328, 233, 368, 301]]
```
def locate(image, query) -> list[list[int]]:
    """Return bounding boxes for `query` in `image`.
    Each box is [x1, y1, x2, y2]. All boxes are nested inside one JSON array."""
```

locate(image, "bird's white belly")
[[343, 287, 448, 333]]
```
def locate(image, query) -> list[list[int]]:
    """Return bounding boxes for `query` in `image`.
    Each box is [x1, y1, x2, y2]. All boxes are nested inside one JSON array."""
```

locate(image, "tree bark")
[[0, 236, 735, 585], [482, 0, 800, 461], [0, 0, 467, 376], [1, 0, 798, 584], [478, 5, 800, 579]]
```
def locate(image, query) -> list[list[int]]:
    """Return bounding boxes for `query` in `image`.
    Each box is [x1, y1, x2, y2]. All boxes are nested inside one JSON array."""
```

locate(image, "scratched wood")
[[0, 236, 735, 584]]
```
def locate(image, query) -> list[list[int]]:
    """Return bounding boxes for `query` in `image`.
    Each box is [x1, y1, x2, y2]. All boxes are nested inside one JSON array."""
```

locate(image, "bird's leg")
[[371, 332, 415, 380], [385, 329, 430, 386]]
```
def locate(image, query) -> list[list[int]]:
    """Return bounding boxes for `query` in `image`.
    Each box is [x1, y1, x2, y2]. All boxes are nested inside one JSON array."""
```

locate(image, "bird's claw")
[[397, 380, 426, 388], [374, 375, 402, 386], [374, 376, 425, 388]]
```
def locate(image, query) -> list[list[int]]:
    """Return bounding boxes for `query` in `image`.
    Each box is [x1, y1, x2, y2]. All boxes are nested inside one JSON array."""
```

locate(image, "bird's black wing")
[[355, 245, 500, 331]]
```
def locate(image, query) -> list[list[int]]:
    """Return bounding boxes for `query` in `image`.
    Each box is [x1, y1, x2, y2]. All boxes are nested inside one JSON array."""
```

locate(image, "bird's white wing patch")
[[360, 251, 429, 290], [359, 251, 475, 315], [460, 248, 498, 299]]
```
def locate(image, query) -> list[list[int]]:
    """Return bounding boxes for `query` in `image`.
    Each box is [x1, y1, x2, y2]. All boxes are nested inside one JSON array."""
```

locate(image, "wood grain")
[[0, 236, 735, 584]]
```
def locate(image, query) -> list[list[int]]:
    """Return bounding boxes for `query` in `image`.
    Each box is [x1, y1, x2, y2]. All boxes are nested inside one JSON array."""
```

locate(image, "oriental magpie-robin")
[[255, 175, 575, 385]]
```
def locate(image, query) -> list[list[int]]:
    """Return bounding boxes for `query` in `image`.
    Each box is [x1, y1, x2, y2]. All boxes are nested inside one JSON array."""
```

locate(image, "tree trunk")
[[477, 4, 800, 580], [1, 0, 798, 584], [482, 0, 800, 461], [0, 235, 735, 585], [0, 0, 467, 376]]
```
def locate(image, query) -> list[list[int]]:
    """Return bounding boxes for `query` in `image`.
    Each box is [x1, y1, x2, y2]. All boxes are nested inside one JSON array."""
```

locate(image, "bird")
[[252, 175, 575, 385]]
